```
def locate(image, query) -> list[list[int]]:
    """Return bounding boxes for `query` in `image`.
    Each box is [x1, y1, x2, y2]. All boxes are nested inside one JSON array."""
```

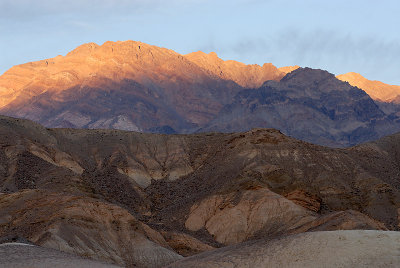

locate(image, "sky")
[[1, 0, 400, 84]]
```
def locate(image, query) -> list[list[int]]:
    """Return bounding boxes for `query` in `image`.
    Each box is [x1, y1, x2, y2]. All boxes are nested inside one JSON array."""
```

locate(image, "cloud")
[[218, 28, 400, 84], [0, 0, 210, 21]]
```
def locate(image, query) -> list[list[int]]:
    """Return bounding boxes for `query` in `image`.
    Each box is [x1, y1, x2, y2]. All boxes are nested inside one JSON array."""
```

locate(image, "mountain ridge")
[[1, 40, 400, 147]]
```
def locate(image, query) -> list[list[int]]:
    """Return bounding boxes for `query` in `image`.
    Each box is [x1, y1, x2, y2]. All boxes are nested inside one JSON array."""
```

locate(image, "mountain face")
[[0, 41, 287, 134], [1, 115, 400, 267], [1, 40, 400, 146], [0, 41, 251, 132], [202, 68, 400, 147]]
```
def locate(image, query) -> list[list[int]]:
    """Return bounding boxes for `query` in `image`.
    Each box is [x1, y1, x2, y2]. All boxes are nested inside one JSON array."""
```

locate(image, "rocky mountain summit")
[[1, 115, 400, 266]]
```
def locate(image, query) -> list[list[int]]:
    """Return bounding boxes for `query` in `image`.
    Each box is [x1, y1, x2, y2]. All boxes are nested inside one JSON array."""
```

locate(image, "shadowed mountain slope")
[[202, 68, 400, 147]]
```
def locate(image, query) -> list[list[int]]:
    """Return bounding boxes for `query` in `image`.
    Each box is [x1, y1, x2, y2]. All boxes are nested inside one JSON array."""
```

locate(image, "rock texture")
[[167, 230, 400, 268], [202, 68, 400, 147]]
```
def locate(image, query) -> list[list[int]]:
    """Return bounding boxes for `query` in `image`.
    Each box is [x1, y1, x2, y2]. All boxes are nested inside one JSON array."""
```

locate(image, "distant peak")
[[209, 52, 219, 58]]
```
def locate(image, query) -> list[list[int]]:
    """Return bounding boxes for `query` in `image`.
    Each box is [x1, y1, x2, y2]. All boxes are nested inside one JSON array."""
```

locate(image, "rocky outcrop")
[[167, 230, 400, 268], [185, 188, 316, 244]]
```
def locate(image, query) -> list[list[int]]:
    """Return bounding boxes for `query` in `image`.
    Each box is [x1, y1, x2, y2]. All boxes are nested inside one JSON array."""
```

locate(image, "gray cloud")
[[222, 28, 400, 84]]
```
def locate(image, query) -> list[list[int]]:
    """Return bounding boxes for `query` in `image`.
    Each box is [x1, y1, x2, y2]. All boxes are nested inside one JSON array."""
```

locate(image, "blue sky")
[[1, 0, 400, 84]]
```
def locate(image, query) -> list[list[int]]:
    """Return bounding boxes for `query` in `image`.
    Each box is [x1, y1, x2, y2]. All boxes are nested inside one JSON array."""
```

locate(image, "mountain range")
[[1, 40, 400, 146]]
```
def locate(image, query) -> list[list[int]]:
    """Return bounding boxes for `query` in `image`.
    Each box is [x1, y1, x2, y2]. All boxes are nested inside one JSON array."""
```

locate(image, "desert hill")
[[1, 115, 400, 266]]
